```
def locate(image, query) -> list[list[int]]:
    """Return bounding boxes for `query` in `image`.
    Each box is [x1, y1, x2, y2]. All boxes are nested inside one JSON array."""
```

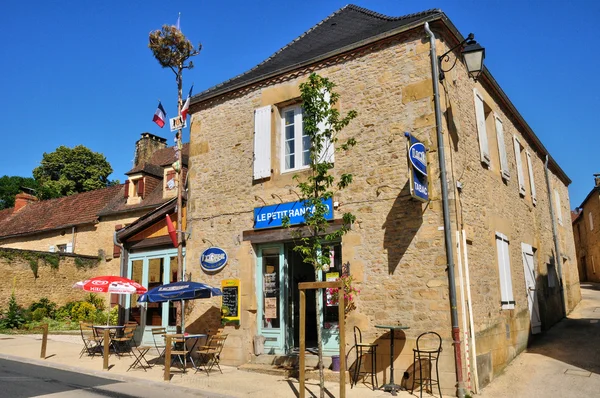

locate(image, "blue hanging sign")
[[200, 247, 228, 272], [405, 132, 429, 202], [254, 198, 334, 229]]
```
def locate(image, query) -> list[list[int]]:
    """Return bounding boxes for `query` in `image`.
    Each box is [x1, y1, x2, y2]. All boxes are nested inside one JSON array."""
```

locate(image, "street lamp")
[[439, 33, 486, 81]]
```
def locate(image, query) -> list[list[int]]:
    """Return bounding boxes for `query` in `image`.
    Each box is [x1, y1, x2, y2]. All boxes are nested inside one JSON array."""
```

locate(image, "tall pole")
[[424, 22, 465, 398], [176, 67, 184, 332]]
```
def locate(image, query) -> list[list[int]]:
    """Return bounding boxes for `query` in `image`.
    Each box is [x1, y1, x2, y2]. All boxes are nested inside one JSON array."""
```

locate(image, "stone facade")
[[0, 248, 119, 309], [186, 23, 579, 396], [572, 181, 600, 283]]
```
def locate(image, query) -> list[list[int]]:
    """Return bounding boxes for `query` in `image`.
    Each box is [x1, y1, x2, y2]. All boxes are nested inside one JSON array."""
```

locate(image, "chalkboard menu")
[[221, 279, 240, 324]]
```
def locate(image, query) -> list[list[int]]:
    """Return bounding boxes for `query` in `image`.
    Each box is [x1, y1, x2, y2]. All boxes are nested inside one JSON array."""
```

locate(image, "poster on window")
[[264, 297, 277, 319], [325, 272, 339, 307], [263, 273, 277, 294]]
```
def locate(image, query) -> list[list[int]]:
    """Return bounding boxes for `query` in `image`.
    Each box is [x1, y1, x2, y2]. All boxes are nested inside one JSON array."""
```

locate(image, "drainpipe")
[[425, 22, 465, 398], [544, 155, 566, 317], [114, 231, 126, 324], [71, 226, 76, 253]]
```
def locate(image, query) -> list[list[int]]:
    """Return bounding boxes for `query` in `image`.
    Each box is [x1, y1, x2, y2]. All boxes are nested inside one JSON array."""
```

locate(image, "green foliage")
[[55, 301, 78, 321], [84, 293, 105, 311], [94, 306, 118, 325], [284, 73, 358, 271], [0, 176, 39, 209], [74, 256, 100, 270], [148, 25, 201, 70], [28, 297, 57, 319], [31, 308, 48, 322], [32, 145, 115, 199], [70, 301, 97, 322], [1, 250, 62, 278], [1, 294, 26, 329], [330, 275, 360, 316]]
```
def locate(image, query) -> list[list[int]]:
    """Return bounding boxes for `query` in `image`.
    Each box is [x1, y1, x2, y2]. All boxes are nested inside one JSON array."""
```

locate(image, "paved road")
[[0, 358, 219, 398], [478, 282, 600, 398]]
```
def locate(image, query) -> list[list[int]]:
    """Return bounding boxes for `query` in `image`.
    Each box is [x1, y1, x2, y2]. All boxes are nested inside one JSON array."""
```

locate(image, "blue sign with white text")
[[254, 198, 334, 229], [406, 133, 428, 202], [200, 247, 228, 272]]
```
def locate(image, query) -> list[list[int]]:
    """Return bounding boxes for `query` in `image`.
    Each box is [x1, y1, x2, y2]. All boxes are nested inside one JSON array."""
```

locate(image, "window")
[[589, 211, 594, 231], [56, 243, 73, 253], [547, 261, 557, 288], [281, 105, 310, 172], [526, 151, 537, 205], [495, 232, 515, 309], [494, 114, 510, 180], [165, 169, 176, 191], [513, 136, 526, 196], [474, 89, 491, 166], [554, 189, 563, 225]]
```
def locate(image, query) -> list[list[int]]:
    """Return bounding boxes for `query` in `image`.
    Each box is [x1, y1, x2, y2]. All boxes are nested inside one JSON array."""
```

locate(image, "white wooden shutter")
[[66, 242, 73, 253], [473, 89, 490, 165], [494, 114, 510, 180], [495, 232, 515, 309], [513, 136, 526, 196], [253, 105, 272, 180], [526, 150, 537, 205], [554, 189, 563, 225], [318, 89, 334, 163]]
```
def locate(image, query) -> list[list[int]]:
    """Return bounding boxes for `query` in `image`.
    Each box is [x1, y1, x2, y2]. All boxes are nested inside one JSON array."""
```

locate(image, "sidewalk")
[[478, 282, 600, 398], [0, 332, 410, 398]]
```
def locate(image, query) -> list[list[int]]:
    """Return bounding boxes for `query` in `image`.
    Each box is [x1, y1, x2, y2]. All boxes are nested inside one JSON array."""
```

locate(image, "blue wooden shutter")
[[253, 105, 272, 180]]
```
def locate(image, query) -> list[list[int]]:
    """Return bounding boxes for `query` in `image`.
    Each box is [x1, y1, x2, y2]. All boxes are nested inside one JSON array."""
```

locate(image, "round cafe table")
[[375, 324, 410, 396]]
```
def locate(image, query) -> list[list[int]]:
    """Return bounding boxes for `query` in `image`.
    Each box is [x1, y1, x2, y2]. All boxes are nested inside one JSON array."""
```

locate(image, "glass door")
[[256, 244, 286, 354]]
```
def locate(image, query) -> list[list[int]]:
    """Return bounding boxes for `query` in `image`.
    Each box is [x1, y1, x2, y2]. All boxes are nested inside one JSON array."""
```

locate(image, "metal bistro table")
[[375, 324, 410, 396]]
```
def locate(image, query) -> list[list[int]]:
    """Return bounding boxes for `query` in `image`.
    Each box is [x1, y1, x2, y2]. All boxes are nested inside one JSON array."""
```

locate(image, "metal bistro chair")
[[111, 324, 137, 358], [411, 331, 443, 398], [197, 333, 228, 375], [351, 326, 378, 390], [169, 334, 191, 373], [79, 321, 102, 358], [151, 327, 167, 357]]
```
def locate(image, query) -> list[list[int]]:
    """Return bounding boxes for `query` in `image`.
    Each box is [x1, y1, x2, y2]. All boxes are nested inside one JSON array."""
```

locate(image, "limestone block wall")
[[435, 33, 580, 386], [573, 190, 600, 282], [0, 248, 120, 310]]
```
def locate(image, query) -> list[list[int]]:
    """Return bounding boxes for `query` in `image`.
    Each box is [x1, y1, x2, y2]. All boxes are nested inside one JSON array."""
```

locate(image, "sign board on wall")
[[221, 279, 240, 325], [405, 132, 429, 202], [200, 247, 228, 272], [253, 198, 334, 229], [169, 116, 187, 132]]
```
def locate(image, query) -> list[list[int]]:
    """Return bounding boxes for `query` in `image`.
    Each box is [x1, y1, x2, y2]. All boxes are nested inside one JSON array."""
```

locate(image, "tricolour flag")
[[153, 101, 166, 128], [181, 85, 193, 121]]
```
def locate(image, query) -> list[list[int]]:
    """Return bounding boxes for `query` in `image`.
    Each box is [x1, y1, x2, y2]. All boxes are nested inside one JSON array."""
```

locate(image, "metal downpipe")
[[424, 22, 465, 398]]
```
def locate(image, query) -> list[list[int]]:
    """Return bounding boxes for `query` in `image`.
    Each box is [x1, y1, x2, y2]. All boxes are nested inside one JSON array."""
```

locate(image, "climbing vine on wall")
[[0, 248, 98, 278]]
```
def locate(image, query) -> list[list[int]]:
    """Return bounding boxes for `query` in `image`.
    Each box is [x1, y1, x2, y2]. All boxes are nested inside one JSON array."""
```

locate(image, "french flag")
[[153, 101, 166, 128], [181, 85, 193, 121]]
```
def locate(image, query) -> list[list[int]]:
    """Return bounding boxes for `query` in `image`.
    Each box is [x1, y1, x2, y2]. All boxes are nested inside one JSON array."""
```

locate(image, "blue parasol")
[[137, 281, 222, 303]]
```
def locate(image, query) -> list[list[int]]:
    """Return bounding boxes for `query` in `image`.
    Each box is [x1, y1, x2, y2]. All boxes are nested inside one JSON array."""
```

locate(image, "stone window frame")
[[280, 104, 310, 174], [126, 174, 144, 205]]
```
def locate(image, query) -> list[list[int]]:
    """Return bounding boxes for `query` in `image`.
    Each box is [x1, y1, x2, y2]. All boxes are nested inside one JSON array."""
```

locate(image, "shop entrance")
[[288, 244, 318, 350]]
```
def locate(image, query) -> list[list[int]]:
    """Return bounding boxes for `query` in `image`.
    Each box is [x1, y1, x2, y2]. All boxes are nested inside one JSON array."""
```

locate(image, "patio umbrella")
[[137, 281, 222, 332], [73, 276, 147, 324]]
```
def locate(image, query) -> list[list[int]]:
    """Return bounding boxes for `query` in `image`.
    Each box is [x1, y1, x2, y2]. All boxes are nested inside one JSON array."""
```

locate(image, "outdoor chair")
[[351, 326, 378, 390], [111, 325, 137, 358], [128, 339, 153, 372], [196, 333, 228, 375], [168, 334, 191, 373], [79, 321, 102, 358], [411, 331, 443, 398], [151, 327, 167, 357]]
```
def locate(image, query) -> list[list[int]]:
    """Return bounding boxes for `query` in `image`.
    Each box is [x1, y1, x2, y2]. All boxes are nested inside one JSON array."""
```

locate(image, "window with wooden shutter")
[[66, 242, 73, 253], [494, 114, 510, 180], [137, 178, 145, 199], [281, 105, 310, 172], [317, 89, 334, 164], [554, 189, 563, 225], [526, 151, 537, 205], [495, 232, 515, 310], [113, 224, 122, 258], [166, 170, 176, 190], [254, 105, 272, 180], [473, 89, 490, 166], [513, 136, 526, 196], [124, 180, 130, 199]]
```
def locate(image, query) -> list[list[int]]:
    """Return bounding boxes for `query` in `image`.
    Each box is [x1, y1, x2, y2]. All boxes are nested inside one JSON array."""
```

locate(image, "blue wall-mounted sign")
[[254, 197, 334, 229], [200, 247, 228, 272], [405, 132, 429, 202]]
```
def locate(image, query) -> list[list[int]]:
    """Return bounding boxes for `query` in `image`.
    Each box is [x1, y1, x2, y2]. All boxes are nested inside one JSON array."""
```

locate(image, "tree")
[[149, 22, 201, 331], [283, 73, 357, 396], [0, 176, 39, 209], [32, 145, 115, 199]]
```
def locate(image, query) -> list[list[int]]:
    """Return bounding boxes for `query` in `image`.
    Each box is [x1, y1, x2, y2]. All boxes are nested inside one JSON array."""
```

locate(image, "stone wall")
[[0, 248, 120, 310], [186, 26, 579, 394], [573, 189, 600, 282]]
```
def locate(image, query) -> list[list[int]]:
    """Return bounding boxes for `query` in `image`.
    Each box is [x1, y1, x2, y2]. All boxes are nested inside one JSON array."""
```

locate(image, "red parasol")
[[73, 276, 147, 294]]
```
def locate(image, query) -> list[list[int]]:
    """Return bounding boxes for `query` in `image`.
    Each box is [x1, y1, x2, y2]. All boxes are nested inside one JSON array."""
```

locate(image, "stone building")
[[0, 133, 187, 259], [147, 5, 576, 395], [572, 175, 600, 283]]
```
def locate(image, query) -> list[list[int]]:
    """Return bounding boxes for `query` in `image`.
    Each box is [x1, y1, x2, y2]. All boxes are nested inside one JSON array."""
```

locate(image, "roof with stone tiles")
[[0, 185, 123, 239], [192, 5, 441, 102]]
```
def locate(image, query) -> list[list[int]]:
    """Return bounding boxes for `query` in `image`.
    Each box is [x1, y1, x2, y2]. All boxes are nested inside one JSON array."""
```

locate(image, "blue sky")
[[1, 0, 599, 208]]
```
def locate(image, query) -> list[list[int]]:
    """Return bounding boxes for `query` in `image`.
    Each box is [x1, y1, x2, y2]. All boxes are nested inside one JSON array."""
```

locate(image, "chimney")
[[595, 174, 600, 187], [134, 133, 167, 167], [14, 192, 38, 212]]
